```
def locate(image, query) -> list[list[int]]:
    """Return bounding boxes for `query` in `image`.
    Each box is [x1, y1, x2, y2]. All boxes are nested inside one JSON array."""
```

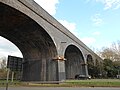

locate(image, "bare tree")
[[100, 47, 114, 60], [99, 41, 120, 61], [0, 56, 7, 69], [111, 41, 120, 61], [0, 56, 7, 79]]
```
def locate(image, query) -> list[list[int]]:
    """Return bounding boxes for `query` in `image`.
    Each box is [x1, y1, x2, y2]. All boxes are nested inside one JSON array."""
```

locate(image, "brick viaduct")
[[0, 0, 102, 81]]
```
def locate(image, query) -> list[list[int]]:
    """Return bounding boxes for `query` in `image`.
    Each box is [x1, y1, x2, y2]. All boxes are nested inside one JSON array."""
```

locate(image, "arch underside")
[[0, 3, 58, 81], [65, 45, 86, 79]]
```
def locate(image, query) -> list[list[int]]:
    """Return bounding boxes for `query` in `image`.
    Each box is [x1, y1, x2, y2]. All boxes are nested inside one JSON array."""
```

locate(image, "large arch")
[[86, 54, 94, 77], [0, 2, 58, 81], [64, 45, 85, 79]]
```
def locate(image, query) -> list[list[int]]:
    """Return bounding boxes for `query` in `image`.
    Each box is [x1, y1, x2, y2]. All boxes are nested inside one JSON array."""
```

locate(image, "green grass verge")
[[0, 80, 21, 87], [0, 79, 120, 87], [65, 79, 120, 87]]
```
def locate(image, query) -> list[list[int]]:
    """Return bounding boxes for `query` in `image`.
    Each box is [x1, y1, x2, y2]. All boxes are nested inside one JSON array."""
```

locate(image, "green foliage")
[[103, 59, 120, 78], [96, 41, 120, 78], [87, 58, 104, 78]]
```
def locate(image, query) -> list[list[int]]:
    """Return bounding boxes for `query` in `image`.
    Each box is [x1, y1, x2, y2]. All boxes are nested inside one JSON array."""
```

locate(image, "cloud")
[[81, 37, 96, 45], [58, 20, 76, 31], [34, 0, 59, 15], [92, 31, 101, 35], [0, 36, 11, 45], [0, 36, 23, 58], [91, 14, 103, 26], [34, 0, 80, 38], [96, 0, 120, 10], [0, 50, 22, 58], [58, 20, 77, 35]]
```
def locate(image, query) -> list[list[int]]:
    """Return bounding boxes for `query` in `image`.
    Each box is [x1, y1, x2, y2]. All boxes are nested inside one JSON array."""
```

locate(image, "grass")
[[0, 80, 21, 87], [0, 79, 120, 87], [65, 79, 120, 87]]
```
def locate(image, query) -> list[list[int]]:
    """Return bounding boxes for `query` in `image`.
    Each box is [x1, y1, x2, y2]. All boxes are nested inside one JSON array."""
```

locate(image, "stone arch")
[[64, 44, 85, 79], [87, 54, 93, 62], [0, 2, 58, 81], [86, 54, 94, 76]]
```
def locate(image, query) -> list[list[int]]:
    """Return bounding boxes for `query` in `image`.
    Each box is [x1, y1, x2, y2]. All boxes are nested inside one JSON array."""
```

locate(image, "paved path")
[[0, 87, 120, 90]]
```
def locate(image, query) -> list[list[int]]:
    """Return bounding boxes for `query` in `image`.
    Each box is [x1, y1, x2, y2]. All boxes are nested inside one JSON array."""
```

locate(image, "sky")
[[0, 0, 120, 58]]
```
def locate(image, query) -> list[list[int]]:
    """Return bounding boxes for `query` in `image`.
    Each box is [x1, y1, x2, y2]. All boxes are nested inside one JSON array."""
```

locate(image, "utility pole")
[[6, 68, 10, 90]]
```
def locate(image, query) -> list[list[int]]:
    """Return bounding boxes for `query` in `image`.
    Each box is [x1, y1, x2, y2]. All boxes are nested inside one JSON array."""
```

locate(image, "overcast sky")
[[0, 0, 120, 58]]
